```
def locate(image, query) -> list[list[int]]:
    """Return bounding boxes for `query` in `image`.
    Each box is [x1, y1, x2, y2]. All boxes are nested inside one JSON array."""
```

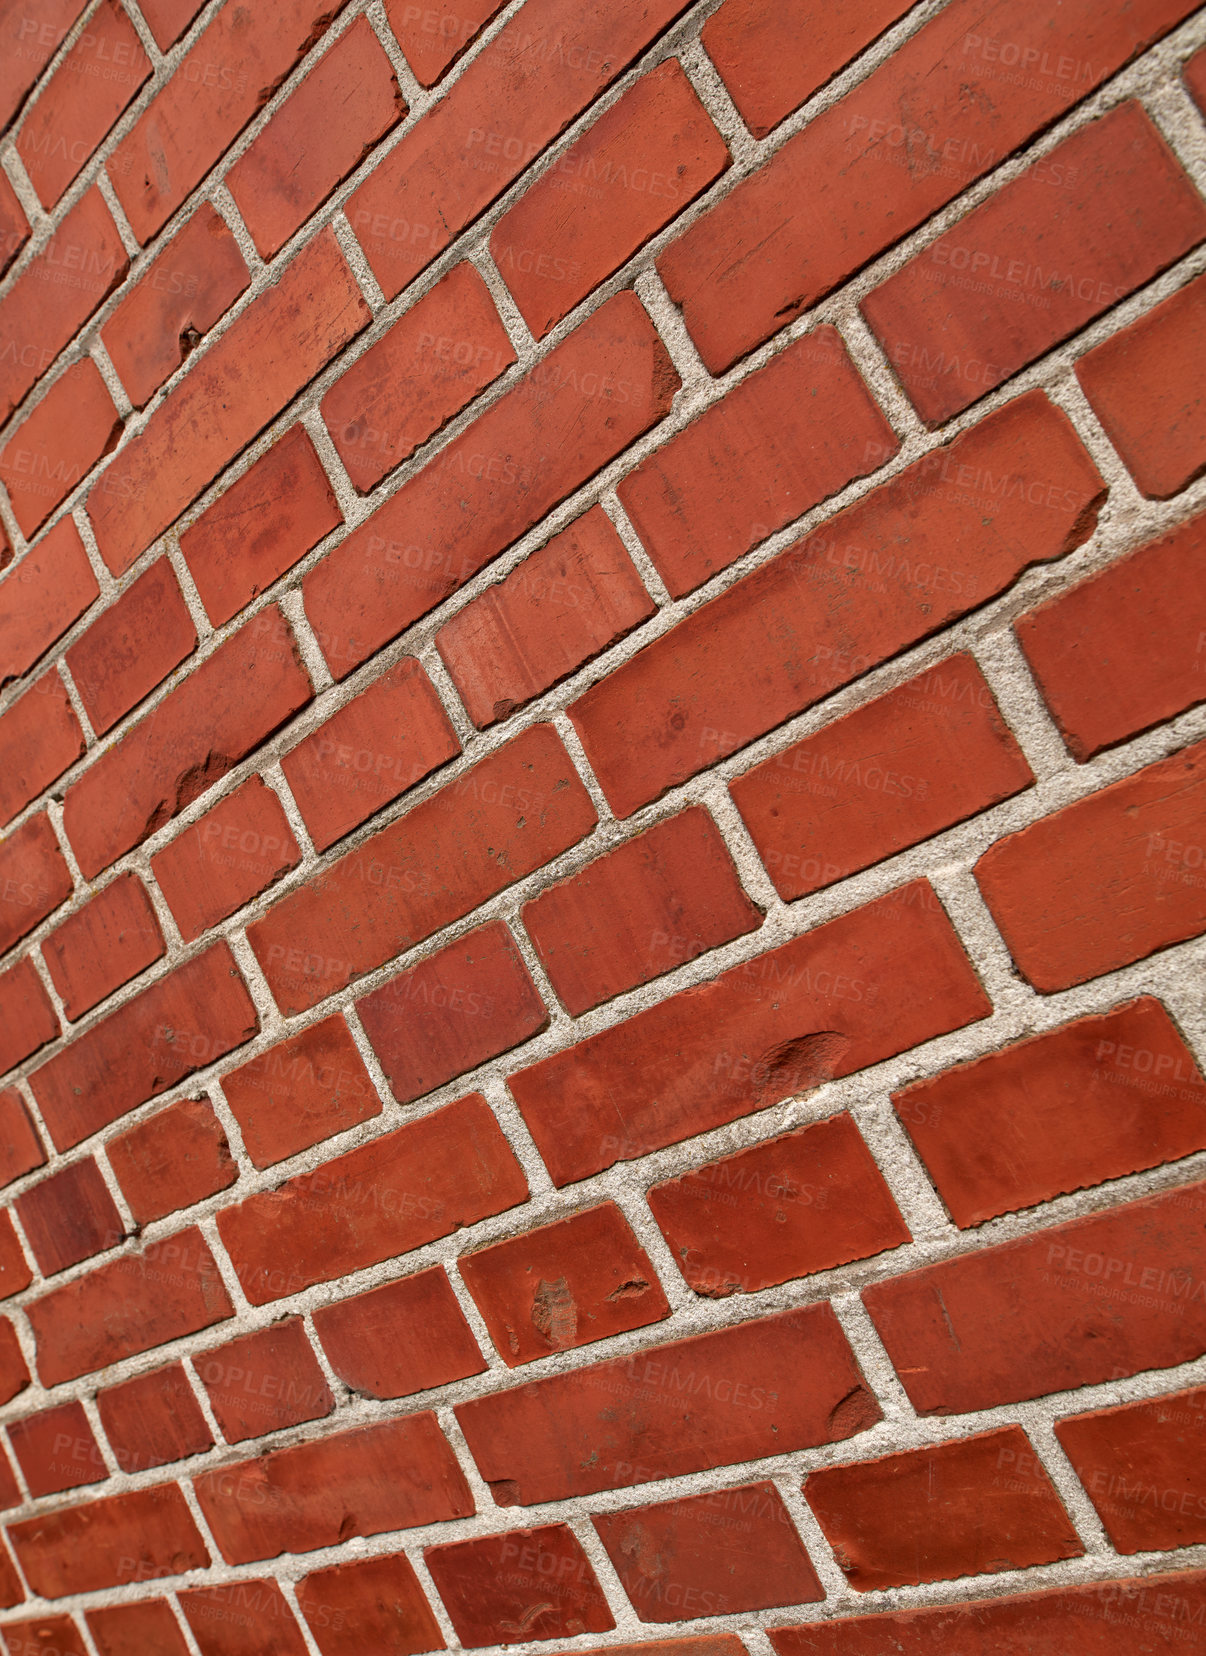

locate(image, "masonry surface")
[[0, 0, 1204, 1652]]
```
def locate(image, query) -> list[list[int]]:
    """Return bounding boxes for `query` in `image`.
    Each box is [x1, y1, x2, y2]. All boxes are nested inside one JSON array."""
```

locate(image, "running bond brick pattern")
[[0, 0, 1205, 1650]]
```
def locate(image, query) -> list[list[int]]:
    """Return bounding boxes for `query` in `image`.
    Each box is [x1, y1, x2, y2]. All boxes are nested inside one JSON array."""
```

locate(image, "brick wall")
[[0, 0, 1204, 1650]]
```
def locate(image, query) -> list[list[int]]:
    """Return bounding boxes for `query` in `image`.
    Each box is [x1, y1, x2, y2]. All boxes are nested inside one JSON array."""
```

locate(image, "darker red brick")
[[106, 1098, 236, 1225], [16, 1157, 124, 1275], [0, 1214, 30, 1302], [97, 1362, 213, 1475], [7, 1483, 209, 1598], [595, 1482, 822, 1620], [63, 607, 311, 879], [101, 203, 251, 411], [0, 1089, 44, 1189], [30, 942, 258, 1150], [0, 957, 58, 1079], [248, 723, 595, 1015], [65, 559, 197, 738], [283, 656, 459, 851], [0, 518, 97, 689], [26, 1225, 234, 1385], [0, 1320, 28, 1405], [511, 881, 989, 1186], [2, 1617, 88, 1656], [0, 811, 72, 955], [649, 1114, 909, 1297], [805, 1427, 1080, 1590], [357, 920, 547, 1103], [228, 18, 404, 260], [1076, 270, 1206, 498], [180, 1579, 309, 1656], [523, 807, 761, 1015], [194, 1415, 473, 1564], [313, 1265, 486, 1398], [296, 1549, 446, 1656], [435, 506, 653, 727], [88, 1599, 191, 1656], [570, 392, 1101, 817], [178, 425, 341, 626], [321, 260, 514, 494], [732, 655, 1034, 899], [864, 1180, 1206, 1414], [0, 0, 87, 130], [0, 672, 84, 828], [896, 997, 1206, 1228], [41, 873, 164, 1020], [460, 1202, 670, 1366], [1056, 1386, 1206, 1554], [0, 358, 121, 537], [305, 291, 677, 679], [8, 1399, 106, 1498], [0, 1445, 16, 1512], [221, 1015, 379, 1169], [196, 1319, 333, 1445], [426, 1524, 613, 1647], [382, 0, 503, 86], [151, 776, 302, 943], [976, 738, 1206, 993], [218, 1093, 527, 1304]]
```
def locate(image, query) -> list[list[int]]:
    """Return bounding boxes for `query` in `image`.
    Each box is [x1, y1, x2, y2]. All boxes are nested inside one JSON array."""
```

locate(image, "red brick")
[[864, 1180, 1206, 1415], [806, 1426, 1080, 1591], [570, 392, 1101, 817], [357, 920, 547, 1103], [0, 359, 121, 537], [896, 998, 1206, 1228], [88, 231, 368, 577], [595, 1483, 822, 1620], [151, 777, 302, 943], [732, 655, 1034, 899], [7, 1482, 208, 1598], [296, 1549, 445, 1656], [305, 290, 677, 679], [106, 1098, 236, 1225], [16, 1, 150, 207], [65, 559, 197, 738], [426, 1524, 613, 1647], [0, 170, 27, 278], [523, 807, 761, 1015], [247, 723, 595, 1014], [27, 1225, 233, 1385], [222, 1015, 378, 1169], [0, 1089, 44, 1189], [63, 607, 311, 879], [511, 881, 988, 1186], [0, 672, 84, 828], [348, 0, 691, 299], [0, 956, 58, 1078], [193, 1414, 473, 1564], [435, 506, 653, 727], [88, 1600, 191, 1656], [97, 1362, 213, 1475], [109, 0, 352, 241], [196, 1319, 333, 1445], [1060, 1386, 1206, 1555], [178, 424, 342, 626], [0, 0, 87, 131], [29, 942, 258, 1150], [492, 60, 728, 340], [620, 329, 896, 599], [180, 1580, 309, 1656], [322, 261, 514, 495], [2, 1617, 88, 1656], [137, 0, 205, 51], [313, 1265, 486, 1398], [1075, 271, 1206, 498], [0, 190, 127, 424], [702, 0, 913, 138], [0, 812, 72, 955], [0, 1446, 16, 1511], [0, 1321, 28, 1406], [101, 204, 251, 411], [1018, 514, 1206, 761], [0, 518, 97, 688], [16, 1157, 124, 1275], [382, 0, 504, 86], [458, 1302, 878, 1503], [976, 739, 1206, 993], [0, 1214, 30, 1302], [659, 0, 1200, 374], [461, 1202, 669, 1366], [282, 656, 460, 851], [8, 1399, 105, 1498], [864, 104, 1206, 425], [649, 1114, 909, 1298], [227, 18, 405, 260], [41, 873, 164, 1020], [218, 1093, 527, 1303]]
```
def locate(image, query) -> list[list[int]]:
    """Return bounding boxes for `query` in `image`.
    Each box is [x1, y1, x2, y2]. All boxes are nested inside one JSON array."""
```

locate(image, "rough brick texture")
[[0, 0, 1204, 1648]]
